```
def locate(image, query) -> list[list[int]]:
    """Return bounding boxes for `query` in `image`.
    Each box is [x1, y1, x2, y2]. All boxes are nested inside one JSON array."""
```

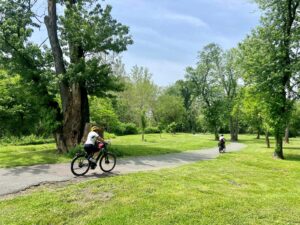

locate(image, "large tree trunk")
[[214, 126, 219, 141], [45, 0, 89, 152], [274, 130, 284, 159], [229, 116, 238, 142]]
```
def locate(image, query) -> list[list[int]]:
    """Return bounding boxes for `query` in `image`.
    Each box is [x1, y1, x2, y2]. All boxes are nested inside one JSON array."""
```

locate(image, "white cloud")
[[163, 12, 208, 28]]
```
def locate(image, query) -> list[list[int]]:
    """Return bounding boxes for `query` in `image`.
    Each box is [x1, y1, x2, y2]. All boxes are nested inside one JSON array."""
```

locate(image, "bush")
[[123, 123, 138, 135], [66, 144, 84, 158], [105, 132, 116, 139], [166, 122, 177, 134], [145, 127, 160, 134], [114, 123, 138, 135]]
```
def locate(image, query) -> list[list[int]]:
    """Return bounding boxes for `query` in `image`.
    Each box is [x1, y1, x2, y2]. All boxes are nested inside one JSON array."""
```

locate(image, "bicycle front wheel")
[[99, 153, 116, 172], [71, 155, 90, 176]]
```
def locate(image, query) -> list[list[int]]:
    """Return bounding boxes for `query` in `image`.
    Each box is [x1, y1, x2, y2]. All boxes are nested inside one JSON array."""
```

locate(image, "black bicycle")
[[71, 142, 116, 176]]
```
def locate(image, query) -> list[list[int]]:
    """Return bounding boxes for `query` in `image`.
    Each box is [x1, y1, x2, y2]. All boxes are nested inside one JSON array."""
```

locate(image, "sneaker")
[[91, 162, 97, 169], [89, 158, 96, 164]]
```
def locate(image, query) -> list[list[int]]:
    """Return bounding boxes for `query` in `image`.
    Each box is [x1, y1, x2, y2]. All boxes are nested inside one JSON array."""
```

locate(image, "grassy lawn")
[[0, 135, 300, 224], [0, 133, 217, 168], [110, 133, 217, 156], [0, 143, 70, 168]]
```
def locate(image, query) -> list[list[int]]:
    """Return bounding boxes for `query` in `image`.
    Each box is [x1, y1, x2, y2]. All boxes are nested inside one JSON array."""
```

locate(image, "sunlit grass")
[[110, 133, 218, 157], [0, 135, 299, 224], [0, 133, 218, 168]]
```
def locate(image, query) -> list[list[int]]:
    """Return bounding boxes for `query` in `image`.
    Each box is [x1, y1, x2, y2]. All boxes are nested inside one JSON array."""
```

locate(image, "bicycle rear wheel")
[[99, 153, 116, 172], [71, 155, 90, 176]]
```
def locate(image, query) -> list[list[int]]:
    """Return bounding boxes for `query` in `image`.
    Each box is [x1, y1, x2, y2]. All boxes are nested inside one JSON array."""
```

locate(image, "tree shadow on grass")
[[284, 146, 300, 161], [284, 154, 300, 161], [0, 149, 67, 169], [284, 147, 300, 150], [111, 145, 183, 157]]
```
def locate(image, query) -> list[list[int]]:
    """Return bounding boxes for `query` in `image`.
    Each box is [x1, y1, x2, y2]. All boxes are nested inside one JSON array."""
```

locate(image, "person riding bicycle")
[[218, 134, 226, 152], [84, 126, 106, 169]]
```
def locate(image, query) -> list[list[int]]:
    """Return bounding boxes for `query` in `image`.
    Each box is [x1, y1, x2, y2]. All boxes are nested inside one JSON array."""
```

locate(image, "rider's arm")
[[97, 136, 105, 143]]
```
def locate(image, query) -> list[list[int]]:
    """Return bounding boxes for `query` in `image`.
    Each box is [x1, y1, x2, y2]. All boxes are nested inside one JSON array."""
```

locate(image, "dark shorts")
[[84, 144, 98, 155]]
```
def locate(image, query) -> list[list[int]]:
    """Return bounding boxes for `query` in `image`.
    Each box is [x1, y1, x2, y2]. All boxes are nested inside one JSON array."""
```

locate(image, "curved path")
[[0, 143, 246, 196]]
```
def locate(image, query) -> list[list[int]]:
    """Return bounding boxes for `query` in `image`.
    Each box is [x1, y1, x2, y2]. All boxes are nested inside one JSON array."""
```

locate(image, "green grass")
[[110, 133, 217, 156], [0, 143, 70, 168], [0, 135, 300, 224], [0, 133, 217, 168]]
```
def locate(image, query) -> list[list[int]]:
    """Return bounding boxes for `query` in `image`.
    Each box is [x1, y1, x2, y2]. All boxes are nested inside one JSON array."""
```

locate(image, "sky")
[[105, 0, 261, 86], [32, 0, 261, 87]]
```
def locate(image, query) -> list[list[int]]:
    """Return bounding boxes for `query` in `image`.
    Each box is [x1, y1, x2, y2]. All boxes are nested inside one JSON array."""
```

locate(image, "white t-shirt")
[[85, 131, 99, 145], [219, 136, 225, 141]]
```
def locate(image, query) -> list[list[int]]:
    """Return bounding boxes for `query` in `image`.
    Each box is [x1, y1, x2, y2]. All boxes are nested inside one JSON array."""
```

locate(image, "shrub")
[[123, 123, 138, 135], [66, 144, 84, 158], [114, 123, 138, 135], [166, 122, 177, 134], [145, 127, 160, 134]]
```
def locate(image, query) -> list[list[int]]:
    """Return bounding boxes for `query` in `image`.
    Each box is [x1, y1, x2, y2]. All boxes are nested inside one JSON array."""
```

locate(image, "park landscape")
[[0, 0, 300, 224]]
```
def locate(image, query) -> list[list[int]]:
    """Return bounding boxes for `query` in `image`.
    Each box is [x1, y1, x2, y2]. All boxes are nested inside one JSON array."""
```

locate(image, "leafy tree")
[[0, 0, 132, 152], [221, 49, 241, 141], [116, 66, 158, 128], [186, 43, 226, 140], [239, 0, 300, 158], [154, 93, 185, 130], [165, 80, 198, 133], [90, 97, 120, 133], [0, 71, 57, 137]]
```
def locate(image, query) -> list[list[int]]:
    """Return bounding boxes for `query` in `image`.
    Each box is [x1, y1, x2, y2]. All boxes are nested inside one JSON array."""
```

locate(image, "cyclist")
[[84, 126, 106, 169], [218, 134, 226, 152]]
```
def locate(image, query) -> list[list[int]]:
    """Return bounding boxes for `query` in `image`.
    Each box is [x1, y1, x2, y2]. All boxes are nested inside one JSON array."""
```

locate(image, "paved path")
[[0, 143, 245, 196]]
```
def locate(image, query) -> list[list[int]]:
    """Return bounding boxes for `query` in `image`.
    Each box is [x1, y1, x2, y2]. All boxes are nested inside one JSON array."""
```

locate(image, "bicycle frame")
[[92, 142, 108, 163]]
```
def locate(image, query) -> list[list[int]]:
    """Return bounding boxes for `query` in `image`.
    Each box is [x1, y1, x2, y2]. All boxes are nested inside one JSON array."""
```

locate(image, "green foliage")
[[166, 122, 177, 134], [186, 43, 227, 136], [66, 144, 84, 158], [144, 127, 160, 134], [114, 123, 139, 136], [154, 93, 185, 127], [238, 0, 299, 157], [0, 71, 57, 137], [90, 97, 120, 132], [0, 0, 133, 150], [289, 102, 300, 137], [115, 66, 158, 126]]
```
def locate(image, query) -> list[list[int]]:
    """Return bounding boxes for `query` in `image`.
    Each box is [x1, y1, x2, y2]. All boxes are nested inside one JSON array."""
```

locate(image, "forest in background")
[[0, 0, 299, 159]]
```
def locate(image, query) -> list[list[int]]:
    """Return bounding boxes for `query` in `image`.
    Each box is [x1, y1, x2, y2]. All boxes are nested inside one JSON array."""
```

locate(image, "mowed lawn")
[[0, 136, 300, 224], [110, 133, 217, 156], [0, 133, 217, 168]]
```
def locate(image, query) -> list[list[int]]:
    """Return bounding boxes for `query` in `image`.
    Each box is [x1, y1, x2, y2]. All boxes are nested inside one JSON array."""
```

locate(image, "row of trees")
[[0, 0, 299, 159]]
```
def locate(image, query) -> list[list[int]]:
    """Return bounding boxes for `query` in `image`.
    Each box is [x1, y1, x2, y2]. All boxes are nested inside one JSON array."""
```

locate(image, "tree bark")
[[265, 131, 270, 148], [274, 131, 284, 159], [284, 126, 289, 143], [45, 0, 69, 152], [45, 0, 89, 152], [214, 126, 219, 141], [230, 116, 238, 141], [256, 129, 260, 139]]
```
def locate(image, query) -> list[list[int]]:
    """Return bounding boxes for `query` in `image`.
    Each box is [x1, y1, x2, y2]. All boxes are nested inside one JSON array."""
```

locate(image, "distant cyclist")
[[84, 126, 106, 168], [218, 134, 226, 153]]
